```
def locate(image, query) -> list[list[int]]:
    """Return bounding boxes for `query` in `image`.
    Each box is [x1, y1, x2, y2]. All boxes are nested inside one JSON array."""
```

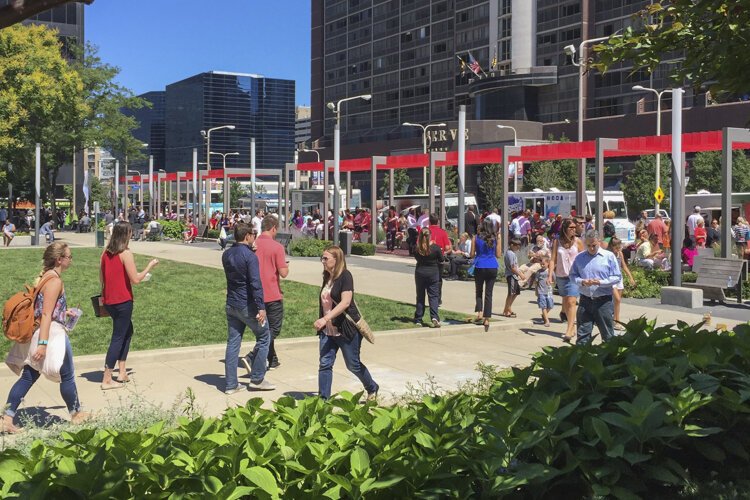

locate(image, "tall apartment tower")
[[1, 0, 85, 59]]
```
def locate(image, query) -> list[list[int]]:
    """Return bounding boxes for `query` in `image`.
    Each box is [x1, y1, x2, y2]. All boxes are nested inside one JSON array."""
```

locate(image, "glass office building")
[[164, 71, 295, 173], [126, 91, 166, 171], [1, 0, 85, 59]]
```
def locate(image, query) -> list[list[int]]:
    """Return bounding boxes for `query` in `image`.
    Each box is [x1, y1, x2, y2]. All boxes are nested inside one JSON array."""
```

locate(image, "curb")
[[63, 318, 531, 371]]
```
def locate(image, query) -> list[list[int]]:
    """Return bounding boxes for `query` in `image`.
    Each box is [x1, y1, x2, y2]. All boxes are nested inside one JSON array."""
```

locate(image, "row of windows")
[[29, 4, 78, 25]]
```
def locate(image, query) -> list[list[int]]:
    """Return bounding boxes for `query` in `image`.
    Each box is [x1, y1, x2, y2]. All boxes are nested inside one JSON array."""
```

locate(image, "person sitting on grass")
[[502, 239, 523, 318], [536, 255, 553, 327], [182, 221, 198, 244]]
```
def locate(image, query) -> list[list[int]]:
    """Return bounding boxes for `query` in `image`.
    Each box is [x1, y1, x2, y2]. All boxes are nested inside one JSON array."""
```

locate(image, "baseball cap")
[[694, 205, 701, 211]]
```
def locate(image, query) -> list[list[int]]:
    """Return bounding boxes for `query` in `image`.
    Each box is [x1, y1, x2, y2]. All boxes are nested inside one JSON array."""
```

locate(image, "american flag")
[[467, 52, 483, 77]]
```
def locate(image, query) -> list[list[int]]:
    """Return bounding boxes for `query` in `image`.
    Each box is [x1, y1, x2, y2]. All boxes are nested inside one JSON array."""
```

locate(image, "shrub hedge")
[[288, 238, 332, 257], [351, 242, 376, 256], [2, 321, 750, 498], [160, 220, 185, 240]]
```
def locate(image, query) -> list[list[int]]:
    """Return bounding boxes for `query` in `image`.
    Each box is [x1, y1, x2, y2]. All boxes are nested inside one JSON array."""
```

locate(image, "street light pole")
[[568, 35, 618, 215], [201, 125, 235, 222], [497, 125, 518, 192], [403, 122, 447, 191], [211, 151, 239, 214], [328, 94, 371, 239], [633, 85, 674, 214], [126, 169, 142, 213]]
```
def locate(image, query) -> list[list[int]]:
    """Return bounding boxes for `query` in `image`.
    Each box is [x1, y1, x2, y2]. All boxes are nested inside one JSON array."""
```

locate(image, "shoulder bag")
[[332, 297, 375, 344]]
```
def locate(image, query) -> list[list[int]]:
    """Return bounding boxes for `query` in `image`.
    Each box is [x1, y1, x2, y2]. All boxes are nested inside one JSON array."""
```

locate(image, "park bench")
[[276, 233, 293, 255], [684, 256, 747, 304]]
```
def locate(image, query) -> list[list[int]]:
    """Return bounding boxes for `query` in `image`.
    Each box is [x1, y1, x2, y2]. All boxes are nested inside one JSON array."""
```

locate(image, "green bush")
[[288, 238, 332, 257], [206, 229, 220, 239], [624, 267, 697, 299], [351, 242, 376, 256], [160, 220, 185, 239], [3, 321, 750, 497]]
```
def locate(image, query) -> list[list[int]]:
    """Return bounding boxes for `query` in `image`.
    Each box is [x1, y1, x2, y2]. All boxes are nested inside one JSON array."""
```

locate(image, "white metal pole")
[[333, 120, 340, 237], [457, 105, 466, 235], [655, 94, 662, 213], [205, 133, 210, 222], [193, 148, 198, 224], [577, 47, 586, 216], [251, 138, 256, 215], [670, 88, 684, 287], [512, 129, 518, 193], [35, 143, 41, 246], [114, 160, 119, 216], [148, 155, 153, 216]]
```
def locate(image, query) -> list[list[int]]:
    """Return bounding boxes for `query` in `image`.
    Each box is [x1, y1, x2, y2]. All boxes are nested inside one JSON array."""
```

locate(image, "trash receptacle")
[[30, 234, 37, 246], [339, 230, 353, 255], [96, 230, 105, 248]]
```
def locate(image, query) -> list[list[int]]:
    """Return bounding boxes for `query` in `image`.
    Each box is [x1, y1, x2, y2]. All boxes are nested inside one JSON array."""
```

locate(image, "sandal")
[[502, 312, 517, 318], [483, 319, 490, 332]]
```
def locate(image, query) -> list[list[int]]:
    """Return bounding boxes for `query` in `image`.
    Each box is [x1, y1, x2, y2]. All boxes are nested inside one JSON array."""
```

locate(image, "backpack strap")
[[32, 272, 59, 305]]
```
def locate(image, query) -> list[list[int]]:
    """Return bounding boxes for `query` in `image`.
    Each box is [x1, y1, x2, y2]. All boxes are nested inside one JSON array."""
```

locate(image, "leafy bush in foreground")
[[351, 242, 376, 256], [2, 321, 750, 498]]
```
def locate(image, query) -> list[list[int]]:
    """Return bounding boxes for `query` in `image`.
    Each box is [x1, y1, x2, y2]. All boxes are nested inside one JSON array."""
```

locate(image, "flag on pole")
[[491, 48, 498, 71], [467, 52, 484, 77], [456, 54, 467, 77]]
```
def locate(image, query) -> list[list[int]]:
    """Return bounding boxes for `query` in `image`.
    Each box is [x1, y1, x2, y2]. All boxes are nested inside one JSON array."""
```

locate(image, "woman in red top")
[[694, 220, 707, 248], [99, 222, 159, 390]]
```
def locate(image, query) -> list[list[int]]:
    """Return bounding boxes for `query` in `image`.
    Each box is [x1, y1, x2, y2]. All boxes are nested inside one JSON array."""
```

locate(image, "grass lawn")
[[0, 248, 464, 357]]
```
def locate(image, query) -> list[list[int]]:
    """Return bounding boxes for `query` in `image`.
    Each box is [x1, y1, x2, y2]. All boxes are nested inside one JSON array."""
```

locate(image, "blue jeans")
[[225, 305, 270, 390], [576, 295, 615, 345], [40, 226, 54, 242], [5, 335, 80, 417], [104, 301, 134, 369], [318, 332, 378, 400]]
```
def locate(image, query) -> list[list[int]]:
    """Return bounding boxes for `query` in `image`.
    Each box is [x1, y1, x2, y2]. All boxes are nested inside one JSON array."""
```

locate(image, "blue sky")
[[86, 0, 312, 105]]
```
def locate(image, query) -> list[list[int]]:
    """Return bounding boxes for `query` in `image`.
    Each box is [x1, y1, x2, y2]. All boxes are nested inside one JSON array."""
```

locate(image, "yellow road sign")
[[654, 187, 665, 204]]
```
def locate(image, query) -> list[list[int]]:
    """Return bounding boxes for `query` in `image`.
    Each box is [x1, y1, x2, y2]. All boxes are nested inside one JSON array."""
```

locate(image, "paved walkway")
[[0, 231, 746, 422]]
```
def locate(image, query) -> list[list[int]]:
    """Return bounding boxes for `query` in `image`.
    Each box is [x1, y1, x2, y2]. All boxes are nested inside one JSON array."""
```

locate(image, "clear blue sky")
[[86, 0, 311, 105]]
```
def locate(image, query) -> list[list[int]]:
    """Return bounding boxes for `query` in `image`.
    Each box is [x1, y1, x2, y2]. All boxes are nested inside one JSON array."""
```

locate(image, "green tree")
[[593, 1, 750, 97], [689, 150, 750, 193], [622, 155, 672, 216], [381, 169, 411, 197], [480, 164, 504, 211], [0, 25, 88, 218], [230, 180, 247, 207], [87, 176, 112, 212]]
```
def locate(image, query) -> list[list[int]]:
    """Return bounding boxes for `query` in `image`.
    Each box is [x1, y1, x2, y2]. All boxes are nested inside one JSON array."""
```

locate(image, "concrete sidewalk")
[[1, 231, 745, 423]]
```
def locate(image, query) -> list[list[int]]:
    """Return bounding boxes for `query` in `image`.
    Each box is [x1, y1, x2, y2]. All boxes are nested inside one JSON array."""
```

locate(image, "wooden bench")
[[276, 233, 293, 255], [684, 256, 747, 304]]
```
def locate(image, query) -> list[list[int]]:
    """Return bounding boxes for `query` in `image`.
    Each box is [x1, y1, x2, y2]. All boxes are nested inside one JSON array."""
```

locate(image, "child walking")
[[502, 239, 523, 318], [536, 256, 553, 327]]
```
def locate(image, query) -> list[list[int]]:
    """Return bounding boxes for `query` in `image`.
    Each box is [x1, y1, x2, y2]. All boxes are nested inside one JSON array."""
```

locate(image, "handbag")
[[90, 295, 109, 318], [332, 297, 375, 344]]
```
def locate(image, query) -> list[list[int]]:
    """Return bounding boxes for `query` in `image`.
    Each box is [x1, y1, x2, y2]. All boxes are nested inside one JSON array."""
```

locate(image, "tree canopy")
[[688, 150, 750, 194], [593, 1, 750, 96], [622, 155, 671, 216]]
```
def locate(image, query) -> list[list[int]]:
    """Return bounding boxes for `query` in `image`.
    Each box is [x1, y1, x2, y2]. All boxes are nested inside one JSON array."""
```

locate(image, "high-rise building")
[[311, 0, 749, 162], [126, 91, 166, 171], [2, 1, 85, 59], [295, 105, 312, 147], [163, 71, 295, 173]]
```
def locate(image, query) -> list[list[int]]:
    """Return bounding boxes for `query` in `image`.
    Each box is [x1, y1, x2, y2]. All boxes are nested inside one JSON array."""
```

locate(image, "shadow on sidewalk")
[[194, 374, 224, 391], [16, 407, 66, 427], [520, 327, 565, 340], [282, 391, 317, 401]]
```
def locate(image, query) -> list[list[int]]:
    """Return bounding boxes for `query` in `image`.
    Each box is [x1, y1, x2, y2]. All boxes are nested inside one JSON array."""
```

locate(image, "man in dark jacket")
[[222, 222, 276, 394]]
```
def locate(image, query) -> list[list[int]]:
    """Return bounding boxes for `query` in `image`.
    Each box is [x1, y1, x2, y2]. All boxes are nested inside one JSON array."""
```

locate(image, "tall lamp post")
[[211, 151, 239, 213], [126, 169, 143, 212], [327, 94, 371, 238], [565, 34, 620, 214], [301, 149, 321, 189], [200, 125, 235, 222], [157, 169, 166, 216], [402, 122, 447, 190], [497, 125, 519, 192], [633, 85, 673, 214]]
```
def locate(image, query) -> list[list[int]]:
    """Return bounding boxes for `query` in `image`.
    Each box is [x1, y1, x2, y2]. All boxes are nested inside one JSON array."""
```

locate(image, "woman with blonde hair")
[[549, 218, 584, 341], [100, 221, 159, 390], [3, 242, 88, 433], [314, 246, 379, 400], [413, 227, 443, 327]]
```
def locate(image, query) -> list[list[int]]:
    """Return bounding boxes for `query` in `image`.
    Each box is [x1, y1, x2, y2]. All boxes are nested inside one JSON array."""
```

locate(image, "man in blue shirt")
[[568, 230, 622, 345], [222, 222, 275, 394]]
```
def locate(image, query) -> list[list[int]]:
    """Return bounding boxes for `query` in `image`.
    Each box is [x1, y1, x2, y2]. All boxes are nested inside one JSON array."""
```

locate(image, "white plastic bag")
[[5, 322, 67, 383]]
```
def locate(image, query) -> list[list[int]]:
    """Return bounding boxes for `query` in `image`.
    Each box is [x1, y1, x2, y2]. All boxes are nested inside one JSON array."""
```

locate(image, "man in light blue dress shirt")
[[568, 230, 622, 345]]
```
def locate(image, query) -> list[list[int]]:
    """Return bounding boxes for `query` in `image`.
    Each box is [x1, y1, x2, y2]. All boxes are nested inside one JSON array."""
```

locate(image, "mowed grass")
[[0, 248, 464, 357]]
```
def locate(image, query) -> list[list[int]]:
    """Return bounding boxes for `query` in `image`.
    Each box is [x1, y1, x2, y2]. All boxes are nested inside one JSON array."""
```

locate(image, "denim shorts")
[[537, 294, 554, 310], [555, 276, 579, 297]]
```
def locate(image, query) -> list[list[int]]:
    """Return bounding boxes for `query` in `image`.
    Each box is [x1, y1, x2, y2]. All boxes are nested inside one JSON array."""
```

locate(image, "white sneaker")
[[248, 379, 276, 391]]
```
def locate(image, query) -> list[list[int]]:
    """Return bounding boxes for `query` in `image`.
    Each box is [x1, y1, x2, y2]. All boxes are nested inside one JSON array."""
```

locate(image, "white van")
[[508, 190, 636, 243]]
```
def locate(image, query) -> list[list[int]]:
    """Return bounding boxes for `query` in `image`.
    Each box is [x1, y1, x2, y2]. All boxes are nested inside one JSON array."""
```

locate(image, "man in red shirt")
[[646, 213, 668, 248], [428, 213, 452, 305], [243, 215, 289, 371]]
